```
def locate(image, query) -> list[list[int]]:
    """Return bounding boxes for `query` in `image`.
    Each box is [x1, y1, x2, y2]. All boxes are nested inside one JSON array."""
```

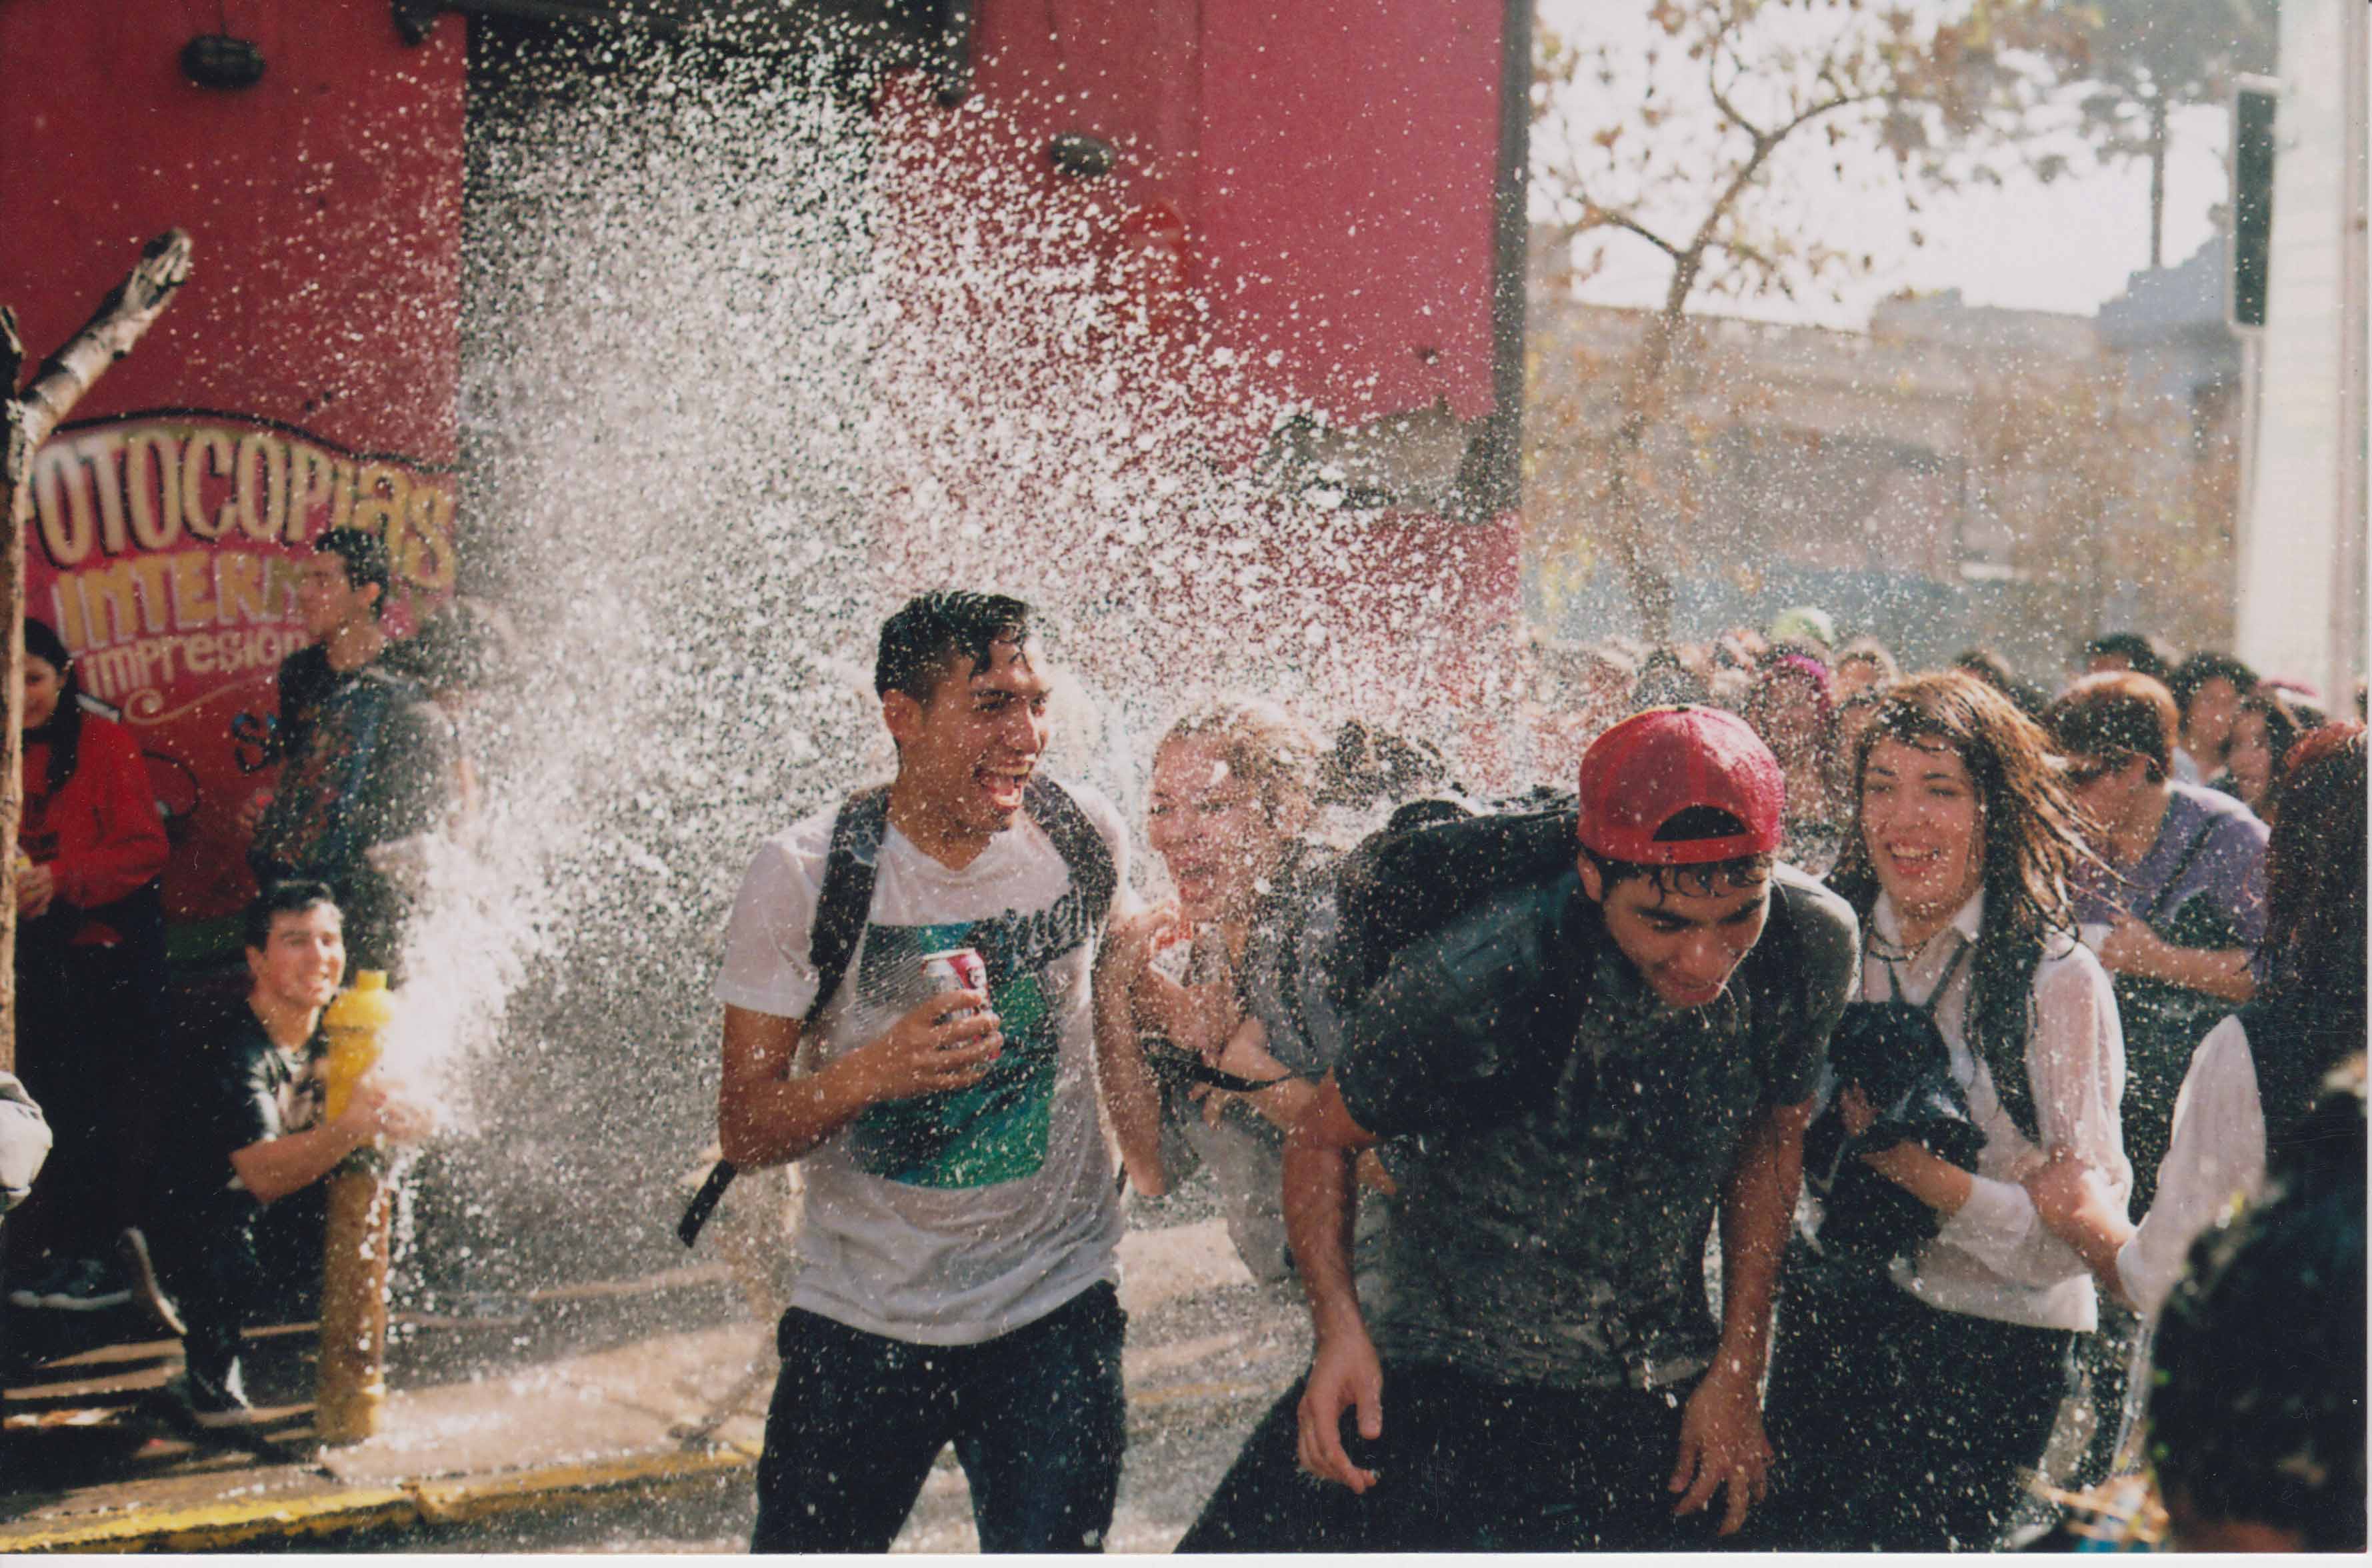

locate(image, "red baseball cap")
[[1576, 706, 1785, 865]]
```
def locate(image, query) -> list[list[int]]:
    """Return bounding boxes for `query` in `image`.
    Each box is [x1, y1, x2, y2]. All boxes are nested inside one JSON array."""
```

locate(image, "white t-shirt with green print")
[[716, 781, 1130, 1345]]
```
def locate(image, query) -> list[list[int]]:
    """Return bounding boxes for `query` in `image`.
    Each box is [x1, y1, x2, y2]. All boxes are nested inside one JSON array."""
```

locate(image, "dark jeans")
[[751, 1281, 1126, 1553], [9, 925, 165, 1267], [151, 1185, 327, 1389], [1179, 1360, 1727, 1552], [1755, 1252, 2078, 1551]]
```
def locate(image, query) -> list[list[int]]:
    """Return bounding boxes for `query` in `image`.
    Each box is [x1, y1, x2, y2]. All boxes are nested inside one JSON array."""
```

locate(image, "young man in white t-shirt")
[[715, 591, 1157, 1553]]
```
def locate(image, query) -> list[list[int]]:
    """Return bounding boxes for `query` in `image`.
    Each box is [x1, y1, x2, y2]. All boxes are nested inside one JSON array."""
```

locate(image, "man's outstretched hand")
[[1669, 1361, 1771, 1536]]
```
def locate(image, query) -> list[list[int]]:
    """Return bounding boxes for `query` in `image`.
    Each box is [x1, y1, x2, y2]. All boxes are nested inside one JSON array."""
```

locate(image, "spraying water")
[[381, 20, 1513, 1303]]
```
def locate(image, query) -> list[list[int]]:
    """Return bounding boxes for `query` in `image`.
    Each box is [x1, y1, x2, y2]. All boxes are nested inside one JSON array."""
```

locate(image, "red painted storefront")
[[1, 0, 1524, 947]]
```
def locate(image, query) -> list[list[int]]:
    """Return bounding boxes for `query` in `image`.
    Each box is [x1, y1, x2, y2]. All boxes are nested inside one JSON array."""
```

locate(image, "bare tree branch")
[[1528, 3, 2069, 639], [1707, 26, 1769, 147], [0, 229, 193, 1073], [14, 230, 193, 449], [1573, 202, 1685, 260]]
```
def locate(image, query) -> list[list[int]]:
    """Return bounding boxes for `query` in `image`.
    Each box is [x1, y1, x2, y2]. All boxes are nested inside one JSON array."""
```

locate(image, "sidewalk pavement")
[[0, 1220, 1297, 1553]]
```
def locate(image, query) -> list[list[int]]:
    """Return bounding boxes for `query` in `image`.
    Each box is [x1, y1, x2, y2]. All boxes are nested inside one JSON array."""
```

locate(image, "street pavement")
[[0, 1205, 1315, 1551]]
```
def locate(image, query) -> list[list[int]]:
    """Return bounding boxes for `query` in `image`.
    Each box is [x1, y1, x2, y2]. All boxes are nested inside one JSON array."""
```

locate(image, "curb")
[[0, 1443, 761, 1553]]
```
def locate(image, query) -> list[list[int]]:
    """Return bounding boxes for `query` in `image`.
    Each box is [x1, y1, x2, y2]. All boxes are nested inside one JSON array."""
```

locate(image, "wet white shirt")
[[1869, 891, 2130, 1333], [2115, 1013, 2266, 1318], [715, 780, 1130, 1346]]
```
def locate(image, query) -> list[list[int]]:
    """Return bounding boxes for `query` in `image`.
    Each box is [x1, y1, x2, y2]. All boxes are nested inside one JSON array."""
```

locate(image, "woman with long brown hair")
[[1758, 671, 2127, 1550]]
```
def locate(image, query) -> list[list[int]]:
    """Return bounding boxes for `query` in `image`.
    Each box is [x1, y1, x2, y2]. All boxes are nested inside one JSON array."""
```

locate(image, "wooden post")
[[0, 230, 191, 1073]]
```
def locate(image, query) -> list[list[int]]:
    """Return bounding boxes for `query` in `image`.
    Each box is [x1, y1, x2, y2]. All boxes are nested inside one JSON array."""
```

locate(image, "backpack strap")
[[683, 785, 889, 1248], [805, 786, 891, 1027], [1021, 775, 1115, 927], [687, 781, 1107, 1247], [2137, 815, 2221, 929]]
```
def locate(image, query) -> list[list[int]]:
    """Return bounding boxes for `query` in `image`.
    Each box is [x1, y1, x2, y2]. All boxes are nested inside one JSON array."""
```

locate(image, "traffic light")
[[2230, 77, 2278, 331]]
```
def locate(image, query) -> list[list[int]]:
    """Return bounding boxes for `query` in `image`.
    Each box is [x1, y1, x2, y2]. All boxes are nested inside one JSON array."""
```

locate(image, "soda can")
[[920, 947, 988, 1019]]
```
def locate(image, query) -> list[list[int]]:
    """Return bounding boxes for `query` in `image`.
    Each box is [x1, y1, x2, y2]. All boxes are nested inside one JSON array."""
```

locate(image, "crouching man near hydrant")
[[124, 881, 432, 1426]]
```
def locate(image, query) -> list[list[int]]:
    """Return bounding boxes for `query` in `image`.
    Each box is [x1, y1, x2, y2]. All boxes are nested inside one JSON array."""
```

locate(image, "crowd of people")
[[0, 571, 2359, 1549], [713, 589, 2363, 1553], [0, 527, 473, 1421]]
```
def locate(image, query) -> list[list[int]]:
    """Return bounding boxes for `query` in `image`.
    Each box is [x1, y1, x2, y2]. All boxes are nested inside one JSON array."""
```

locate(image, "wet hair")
[[313, 528, 393, 619], [1831, 672, 2093, 1140], [2079, 631, 2174, 683], [1157, 696, 1325, 829], [2165, 650, 2259, 721], [243, 879, 340, 953], [21, 619, 83, 799], [2045, 671, 2179, 783], [2149, 1063, 2366, 1551], [2251, 725, 2367, 1134], [873, 591, 1032, 703]]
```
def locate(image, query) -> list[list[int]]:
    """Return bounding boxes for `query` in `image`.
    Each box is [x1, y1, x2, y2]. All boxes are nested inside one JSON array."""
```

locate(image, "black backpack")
[[1321, 792, 1848, 1143], [677, 776, 1115, 1245], [1322, 788, 1583, 1024]]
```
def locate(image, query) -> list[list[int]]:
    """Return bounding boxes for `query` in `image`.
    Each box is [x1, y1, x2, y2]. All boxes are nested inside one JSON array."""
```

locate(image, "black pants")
[[1757, 1255, 2078, 1550], [151, 1186, 327, 1389], [1179, 1360, 1727, 1552], [9, 927, 165, 1267], [751, 1281, 1126, 1553]]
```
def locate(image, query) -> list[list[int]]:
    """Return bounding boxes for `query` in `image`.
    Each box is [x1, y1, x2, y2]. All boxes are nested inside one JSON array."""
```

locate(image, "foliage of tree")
[[1530, 0, 2087, 638], [2045, 0, 2276, 269]]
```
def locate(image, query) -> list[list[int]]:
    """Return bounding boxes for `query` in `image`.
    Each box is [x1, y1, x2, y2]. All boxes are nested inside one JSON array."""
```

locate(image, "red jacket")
[[19, 713, 169, 946]]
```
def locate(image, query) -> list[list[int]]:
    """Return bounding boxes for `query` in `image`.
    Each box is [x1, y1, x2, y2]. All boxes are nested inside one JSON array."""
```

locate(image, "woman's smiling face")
[[1147, 736, 1289, 925], [1860, 736, 1985, 926]]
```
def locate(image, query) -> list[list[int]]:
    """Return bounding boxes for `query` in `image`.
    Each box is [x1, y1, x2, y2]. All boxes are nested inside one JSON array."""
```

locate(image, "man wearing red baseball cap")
[[1181, 707, 1860, 1552]]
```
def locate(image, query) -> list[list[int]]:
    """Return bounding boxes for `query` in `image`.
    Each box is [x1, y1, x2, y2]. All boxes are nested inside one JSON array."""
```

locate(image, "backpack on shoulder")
[[1322, 787, 1582, 1023], [679, 776, 1114, 1247]]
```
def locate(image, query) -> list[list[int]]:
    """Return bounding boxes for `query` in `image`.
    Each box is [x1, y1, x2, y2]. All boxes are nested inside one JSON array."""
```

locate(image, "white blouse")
[[1866, 891, 2131, 1333], [2115, 1013, 2267, 1318]]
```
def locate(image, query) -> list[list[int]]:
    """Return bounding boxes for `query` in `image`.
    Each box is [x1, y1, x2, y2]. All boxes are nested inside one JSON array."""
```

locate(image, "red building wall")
[[0, 0, 465, 937]]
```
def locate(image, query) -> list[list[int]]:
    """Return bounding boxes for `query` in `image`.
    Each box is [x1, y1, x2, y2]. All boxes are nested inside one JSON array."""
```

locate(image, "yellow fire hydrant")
[[317, 970, 397, 1445]]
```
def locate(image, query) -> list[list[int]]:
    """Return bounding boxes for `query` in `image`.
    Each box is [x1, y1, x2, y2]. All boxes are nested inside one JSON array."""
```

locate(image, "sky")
[[1534, 1, 2235, 330]]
